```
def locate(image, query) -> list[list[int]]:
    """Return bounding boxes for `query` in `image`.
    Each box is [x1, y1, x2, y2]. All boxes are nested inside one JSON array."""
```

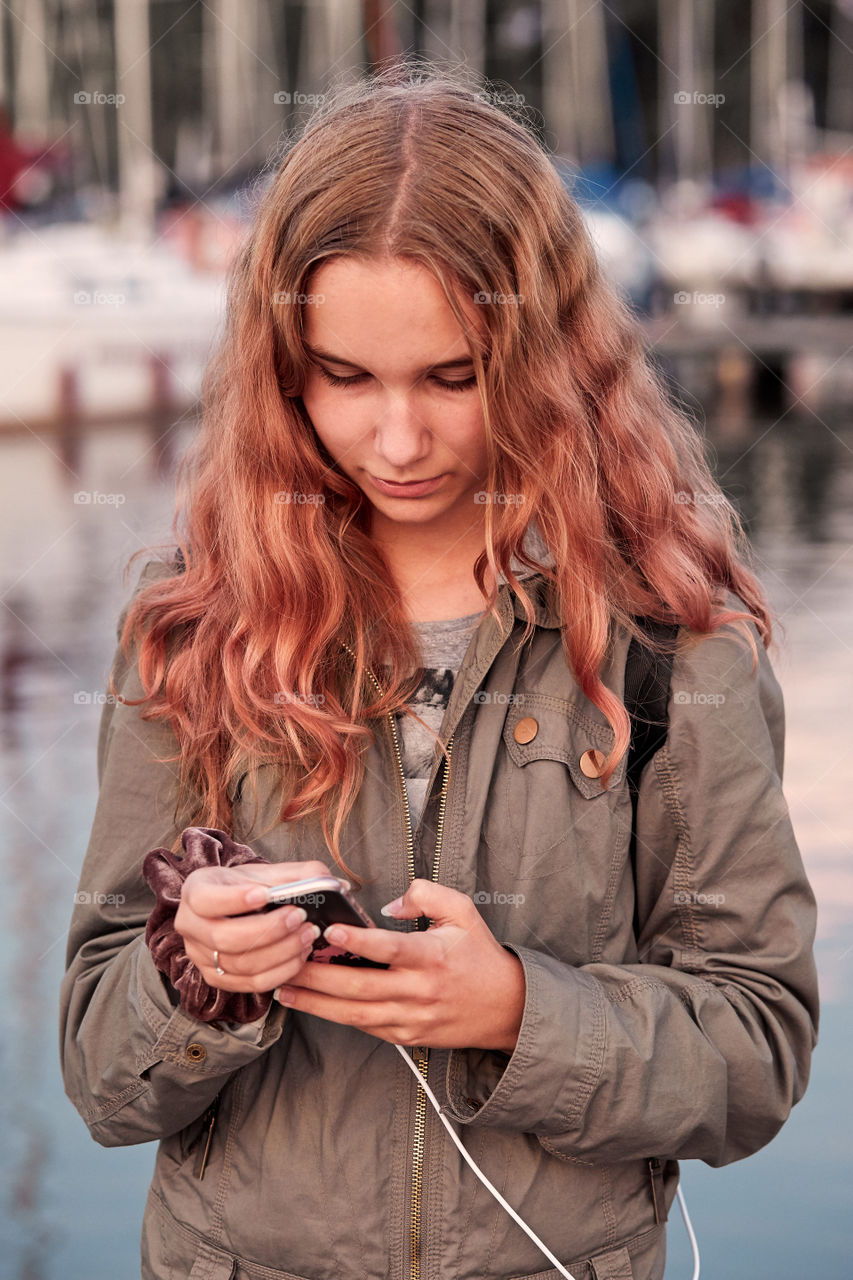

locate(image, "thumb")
[[379, 878, 469, 926]]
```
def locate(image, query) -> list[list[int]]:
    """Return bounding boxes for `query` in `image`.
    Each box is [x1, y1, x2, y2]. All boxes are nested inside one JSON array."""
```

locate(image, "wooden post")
[[715, 345, 754, 438], [56, 365, 82, 472], [363, 0, 403, 69], [148, 351, 177, 475]]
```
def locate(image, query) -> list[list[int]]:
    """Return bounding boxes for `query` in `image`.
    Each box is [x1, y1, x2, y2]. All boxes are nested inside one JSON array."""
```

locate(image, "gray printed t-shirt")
[[393, 609, 485, 833], [394, 557, 543, 833]]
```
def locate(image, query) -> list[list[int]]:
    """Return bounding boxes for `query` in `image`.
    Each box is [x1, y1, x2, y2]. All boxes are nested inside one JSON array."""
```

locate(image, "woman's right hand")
[[175, 861, 333, 994]]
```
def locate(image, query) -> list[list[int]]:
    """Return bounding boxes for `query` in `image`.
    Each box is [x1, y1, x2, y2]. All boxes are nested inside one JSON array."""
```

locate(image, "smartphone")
[[253, 875, 389, 969]]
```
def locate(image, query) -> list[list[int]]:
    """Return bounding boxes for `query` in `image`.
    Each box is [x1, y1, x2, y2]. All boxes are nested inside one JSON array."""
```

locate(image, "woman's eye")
[[435, 375, 477, 393], [317, 367, 476, 393], [317, 368, 369, 388]]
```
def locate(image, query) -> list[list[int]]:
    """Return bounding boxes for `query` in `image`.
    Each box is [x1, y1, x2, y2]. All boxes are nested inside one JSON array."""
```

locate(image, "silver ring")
[[213, 949, 226, 976]]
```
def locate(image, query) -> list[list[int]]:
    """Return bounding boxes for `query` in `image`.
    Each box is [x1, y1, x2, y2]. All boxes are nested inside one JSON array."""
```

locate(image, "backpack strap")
[[624, 617, 680, 939]]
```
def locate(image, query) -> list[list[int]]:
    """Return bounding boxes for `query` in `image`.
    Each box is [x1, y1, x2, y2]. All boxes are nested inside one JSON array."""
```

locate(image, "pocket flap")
[[503, 696, 627, 799], [188, 1243, 237, 1278], [588, 1243, 633, 1279]]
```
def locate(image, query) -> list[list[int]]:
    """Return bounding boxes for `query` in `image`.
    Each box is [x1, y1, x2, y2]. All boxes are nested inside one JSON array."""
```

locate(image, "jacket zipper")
[[339, 640, 453, 1280], [391, 711, 452, 1280]]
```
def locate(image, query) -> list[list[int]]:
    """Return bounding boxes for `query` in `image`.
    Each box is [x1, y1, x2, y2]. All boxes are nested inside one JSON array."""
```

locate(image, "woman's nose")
[[372, 397, 433, 468]]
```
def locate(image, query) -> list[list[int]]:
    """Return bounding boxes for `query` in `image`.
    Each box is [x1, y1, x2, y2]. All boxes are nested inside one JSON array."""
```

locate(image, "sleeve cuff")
[[443, 943, 605, 1132], [135, 935, 287, 1059]]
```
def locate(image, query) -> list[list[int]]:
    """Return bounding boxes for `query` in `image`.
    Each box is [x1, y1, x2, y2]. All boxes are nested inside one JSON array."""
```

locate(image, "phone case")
[[261, 876, 389, 969]]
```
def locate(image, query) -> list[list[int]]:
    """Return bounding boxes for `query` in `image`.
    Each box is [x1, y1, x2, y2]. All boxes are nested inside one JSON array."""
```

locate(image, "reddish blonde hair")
[[115, 59, 775, 882]]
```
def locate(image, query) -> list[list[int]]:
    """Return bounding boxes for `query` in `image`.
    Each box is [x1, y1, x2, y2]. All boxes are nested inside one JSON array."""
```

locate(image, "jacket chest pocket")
[[482, 695, 629, 881]]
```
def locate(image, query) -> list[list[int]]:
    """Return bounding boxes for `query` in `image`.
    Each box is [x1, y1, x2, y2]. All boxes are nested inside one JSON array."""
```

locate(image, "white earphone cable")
[[676, 1184, 701, 1280], [394, 1042, 700, 1280], [393, 1042, 578, 1280]]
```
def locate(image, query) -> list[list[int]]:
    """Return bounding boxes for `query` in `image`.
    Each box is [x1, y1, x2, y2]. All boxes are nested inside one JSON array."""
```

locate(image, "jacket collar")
[[503, 572, 562, 629], [499, 520, 561, 629]]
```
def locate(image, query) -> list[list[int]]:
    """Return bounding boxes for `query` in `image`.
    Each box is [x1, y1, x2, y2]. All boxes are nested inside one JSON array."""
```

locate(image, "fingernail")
[[300, 923, 321, 945], [286, 906, 308, 929], [244, 886, 268, 907], [275, 986, 294, 1006], [380, 897, 403, 917], [324, 925, 346, 944]]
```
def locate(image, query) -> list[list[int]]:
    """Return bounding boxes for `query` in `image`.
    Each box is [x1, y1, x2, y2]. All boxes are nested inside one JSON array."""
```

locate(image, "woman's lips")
[[368, 473, 446, 498]]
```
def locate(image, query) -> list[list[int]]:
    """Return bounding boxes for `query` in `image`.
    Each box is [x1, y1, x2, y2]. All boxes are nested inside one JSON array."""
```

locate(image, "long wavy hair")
[[115, 58, 775, 883]]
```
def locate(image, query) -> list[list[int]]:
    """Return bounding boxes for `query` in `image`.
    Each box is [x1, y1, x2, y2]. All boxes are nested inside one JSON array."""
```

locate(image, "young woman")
[[60, 62, 819, 1280]]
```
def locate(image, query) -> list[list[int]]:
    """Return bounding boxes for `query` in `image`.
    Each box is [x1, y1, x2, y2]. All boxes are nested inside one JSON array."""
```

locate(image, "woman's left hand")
[[272, 879, 526, 1052]]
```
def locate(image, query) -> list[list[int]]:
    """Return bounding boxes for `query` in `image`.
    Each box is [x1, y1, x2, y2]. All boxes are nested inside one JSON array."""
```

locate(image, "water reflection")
[[0, 408, 850, 1277]]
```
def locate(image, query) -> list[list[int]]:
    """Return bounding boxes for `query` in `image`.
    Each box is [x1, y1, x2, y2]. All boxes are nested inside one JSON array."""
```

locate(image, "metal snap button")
[[185, 1042, 207, 1063], [465, 1096, 482, 1111], [579, 748, 607, 778], [513, 716, 539, 744]]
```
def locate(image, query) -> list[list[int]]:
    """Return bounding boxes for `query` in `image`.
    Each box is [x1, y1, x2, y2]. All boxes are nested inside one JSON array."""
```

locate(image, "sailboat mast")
[[113, 0, 159, 236]]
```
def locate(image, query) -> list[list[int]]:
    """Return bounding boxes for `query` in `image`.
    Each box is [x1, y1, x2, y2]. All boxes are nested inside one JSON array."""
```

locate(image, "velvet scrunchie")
[[142, 825, 274, 1024]]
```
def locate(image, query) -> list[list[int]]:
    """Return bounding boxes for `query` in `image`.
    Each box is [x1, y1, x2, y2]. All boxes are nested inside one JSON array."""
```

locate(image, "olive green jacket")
[[59, 559, 819, 1280]]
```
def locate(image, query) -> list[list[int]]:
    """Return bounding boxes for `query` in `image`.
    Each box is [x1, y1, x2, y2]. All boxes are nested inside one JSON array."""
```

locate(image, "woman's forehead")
[[302, 258, 485, 364]]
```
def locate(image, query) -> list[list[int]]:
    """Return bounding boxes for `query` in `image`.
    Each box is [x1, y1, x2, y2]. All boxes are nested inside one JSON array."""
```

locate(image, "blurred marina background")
[[0, 2, 851, 1277]]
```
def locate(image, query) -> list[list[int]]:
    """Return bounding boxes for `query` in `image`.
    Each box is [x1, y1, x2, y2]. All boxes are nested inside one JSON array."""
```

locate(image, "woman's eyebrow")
[[304, 343, 475, 372]]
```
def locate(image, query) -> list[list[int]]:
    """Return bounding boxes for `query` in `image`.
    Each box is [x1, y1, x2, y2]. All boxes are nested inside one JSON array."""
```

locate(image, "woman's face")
[[299, 256, 489, 539]]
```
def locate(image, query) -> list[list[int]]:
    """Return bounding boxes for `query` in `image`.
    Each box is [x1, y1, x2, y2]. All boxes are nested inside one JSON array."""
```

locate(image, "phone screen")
[[257, 877, 389, 969]]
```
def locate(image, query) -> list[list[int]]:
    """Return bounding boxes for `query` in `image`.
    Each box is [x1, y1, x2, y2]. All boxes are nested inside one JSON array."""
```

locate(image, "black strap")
[[624, 617, 680, 940]]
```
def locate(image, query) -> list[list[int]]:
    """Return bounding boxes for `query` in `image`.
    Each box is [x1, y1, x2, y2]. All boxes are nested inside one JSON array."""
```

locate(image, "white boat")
[[0, 217, 236, 430]]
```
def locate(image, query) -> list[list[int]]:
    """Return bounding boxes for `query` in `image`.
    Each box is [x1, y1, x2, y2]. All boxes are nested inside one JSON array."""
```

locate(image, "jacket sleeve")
[[58, 561, 288, 1148], [443, 605, 820, 1168]]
